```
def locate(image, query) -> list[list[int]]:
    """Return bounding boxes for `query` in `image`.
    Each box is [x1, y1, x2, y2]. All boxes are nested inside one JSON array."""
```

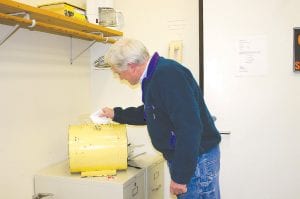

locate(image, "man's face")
[[111, 66, 139, 85]]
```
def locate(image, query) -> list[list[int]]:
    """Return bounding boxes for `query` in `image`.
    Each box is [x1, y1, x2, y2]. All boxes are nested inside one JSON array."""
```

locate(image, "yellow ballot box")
[[68, 124, 127, 177]]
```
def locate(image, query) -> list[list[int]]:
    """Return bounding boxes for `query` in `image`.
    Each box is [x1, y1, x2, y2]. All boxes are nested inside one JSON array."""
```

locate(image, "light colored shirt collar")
[[139, 55, 152, 83]]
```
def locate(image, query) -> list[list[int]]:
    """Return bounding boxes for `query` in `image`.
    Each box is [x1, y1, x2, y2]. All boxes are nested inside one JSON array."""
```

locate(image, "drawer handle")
[[152, 184, 162, 192], [132, 185, 139, 197], [153, 171, 159, 180]]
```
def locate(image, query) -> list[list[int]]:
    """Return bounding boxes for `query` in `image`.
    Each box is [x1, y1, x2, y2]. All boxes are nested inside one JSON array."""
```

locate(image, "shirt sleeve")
[[156, 68, 203, 184], [113, 105, 146, 125]]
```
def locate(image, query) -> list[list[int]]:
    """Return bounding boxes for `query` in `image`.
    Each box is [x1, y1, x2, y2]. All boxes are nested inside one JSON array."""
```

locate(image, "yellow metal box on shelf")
[[68, 123, 128, 177], [38, 2, 87, 21]]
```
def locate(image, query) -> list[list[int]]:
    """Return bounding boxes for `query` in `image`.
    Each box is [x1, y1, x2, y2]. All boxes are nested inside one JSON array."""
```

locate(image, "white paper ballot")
[[90, 110, 110, 124]]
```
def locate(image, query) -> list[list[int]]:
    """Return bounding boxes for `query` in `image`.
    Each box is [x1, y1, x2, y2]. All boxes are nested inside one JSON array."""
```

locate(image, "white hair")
[[104, 38, 150, 71]]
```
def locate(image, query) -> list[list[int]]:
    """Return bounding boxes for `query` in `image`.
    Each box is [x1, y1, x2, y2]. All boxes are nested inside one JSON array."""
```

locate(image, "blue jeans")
[[168, 146, 221, 199]]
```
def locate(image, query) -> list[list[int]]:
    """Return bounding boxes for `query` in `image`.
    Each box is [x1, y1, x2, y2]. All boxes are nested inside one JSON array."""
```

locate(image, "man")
[[100, 38, 221, 199]]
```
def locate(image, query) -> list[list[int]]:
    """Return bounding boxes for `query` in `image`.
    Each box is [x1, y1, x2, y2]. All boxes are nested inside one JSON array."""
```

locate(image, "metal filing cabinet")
[[130, 154, 164, 199], [34, 154, 164, 199], [34, 161, 145, 199]]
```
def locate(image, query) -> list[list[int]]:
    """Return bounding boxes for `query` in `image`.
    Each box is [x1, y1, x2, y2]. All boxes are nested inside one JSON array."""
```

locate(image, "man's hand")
[[170, 179, 187, 196], [100, 107, 114, 119]]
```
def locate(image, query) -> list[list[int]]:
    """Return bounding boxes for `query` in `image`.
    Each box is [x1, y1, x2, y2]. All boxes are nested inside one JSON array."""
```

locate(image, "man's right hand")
[[100, 107, 114, 119]]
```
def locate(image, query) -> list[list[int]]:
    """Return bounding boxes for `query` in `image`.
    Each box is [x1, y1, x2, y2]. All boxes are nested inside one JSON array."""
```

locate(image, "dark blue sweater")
[[113, 56, 221, 184]]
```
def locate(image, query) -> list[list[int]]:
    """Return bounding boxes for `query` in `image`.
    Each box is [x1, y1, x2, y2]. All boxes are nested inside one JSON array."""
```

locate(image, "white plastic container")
[[86, 0, 114, 24]]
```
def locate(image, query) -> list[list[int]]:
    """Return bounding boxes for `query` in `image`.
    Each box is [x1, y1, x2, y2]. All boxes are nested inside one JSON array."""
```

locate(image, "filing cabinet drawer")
[[147, 161, 164, 199], [124, 172, 145, 199]]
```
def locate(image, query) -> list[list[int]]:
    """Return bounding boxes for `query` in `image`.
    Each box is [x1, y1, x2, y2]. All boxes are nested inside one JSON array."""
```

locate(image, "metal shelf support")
[[70, 32, 110, 64], [0, 24, 20, 46], [70, 37, 97, 64], [0, 12, 32, 46]]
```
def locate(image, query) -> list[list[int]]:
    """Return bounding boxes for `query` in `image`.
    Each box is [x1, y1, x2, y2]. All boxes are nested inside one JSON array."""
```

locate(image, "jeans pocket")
[[178, 147, 221, 199], [193, 147, 220, 186]]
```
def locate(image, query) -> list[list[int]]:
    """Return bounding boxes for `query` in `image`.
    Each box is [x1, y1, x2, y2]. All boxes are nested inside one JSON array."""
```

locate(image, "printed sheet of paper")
[[236, 36, 268, 76]]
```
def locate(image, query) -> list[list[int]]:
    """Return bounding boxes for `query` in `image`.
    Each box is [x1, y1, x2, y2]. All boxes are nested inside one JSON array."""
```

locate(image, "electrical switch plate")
[[168, 40, 183, 63]]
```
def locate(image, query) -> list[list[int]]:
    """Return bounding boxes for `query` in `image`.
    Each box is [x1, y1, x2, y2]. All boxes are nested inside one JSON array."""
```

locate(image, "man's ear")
[[128, 63, 138, 73]]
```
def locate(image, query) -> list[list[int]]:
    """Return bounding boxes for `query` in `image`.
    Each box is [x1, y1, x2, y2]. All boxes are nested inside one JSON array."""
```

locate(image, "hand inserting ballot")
[[100, 107, 115, 119], [90, 109, 110, 124]]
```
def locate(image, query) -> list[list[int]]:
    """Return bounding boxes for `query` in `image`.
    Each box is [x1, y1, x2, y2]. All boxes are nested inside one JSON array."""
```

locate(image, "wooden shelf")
[[0, 0, 123, 43]]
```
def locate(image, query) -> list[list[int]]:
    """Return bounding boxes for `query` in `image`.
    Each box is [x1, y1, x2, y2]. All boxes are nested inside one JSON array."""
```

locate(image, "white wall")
[[0, 25, 90, 198], [204, 0, 300, 198]]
